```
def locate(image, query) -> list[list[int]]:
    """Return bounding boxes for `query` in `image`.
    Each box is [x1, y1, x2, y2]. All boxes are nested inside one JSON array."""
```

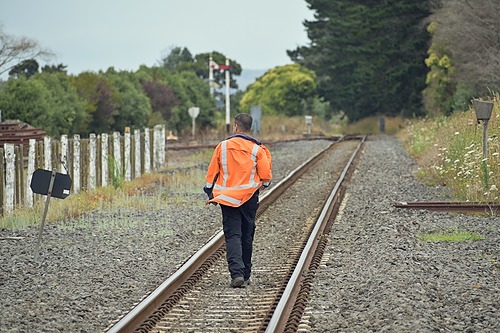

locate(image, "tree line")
[[1, 0, 499, 136], [0, 43, 242, 137], [288, 0, 499, 121]]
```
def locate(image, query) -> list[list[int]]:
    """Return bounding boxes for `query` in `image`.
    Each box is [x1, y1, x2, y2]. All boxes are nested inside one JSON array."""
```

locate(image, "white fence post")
[[144, 128, 151, 174], [124, 128, 131, 181], [101, 133, 108, 187], [4, 144, 15, 213], [2, 125, 168, 215], [160, 125, 166, 168], [153, 125, 162, 171], [89, 133, 96, 190], [61, 135, 68, 174], [113, 132, 121, 178], [26, 139, 36, 208], [44, 137, 51, 170], [73, 134, 81, 193], [134, 129, 141, 178]]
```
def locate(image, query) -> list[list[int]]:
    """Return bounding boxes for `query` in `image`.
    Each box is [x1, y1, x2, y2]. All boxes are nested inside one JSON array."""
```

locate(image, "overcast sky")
[[0, 0, 314, 75]]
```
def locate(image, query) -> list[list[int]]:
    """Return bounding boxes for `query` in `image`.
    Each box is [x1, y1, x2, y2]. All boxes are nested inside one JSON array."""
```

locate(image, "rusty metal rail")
[[264, 136, 365, 333], [394, 201, 500, 215], [105, 136, 356, 332]]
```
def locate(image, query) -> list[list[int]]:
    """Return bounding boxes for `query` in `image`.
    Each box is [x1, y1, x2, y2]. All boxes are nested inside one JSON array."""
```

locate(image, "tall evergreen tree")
[[289, 0, 431, 121]]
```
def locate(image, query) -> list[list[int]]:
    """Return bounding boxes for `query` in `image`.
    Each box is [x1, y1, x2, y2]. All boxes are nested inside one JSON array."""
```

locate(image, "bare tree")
[[0, 26, 54, 76], [432, 0, 500, 92]]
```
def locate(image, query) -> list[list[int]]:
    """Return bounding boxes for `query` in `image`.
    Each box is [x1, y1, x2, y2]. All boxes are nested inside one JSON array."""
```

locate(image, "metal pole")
[[225, 58, 230, 134], [209, 55, 214, 96], [483, 120, 489, 159], [34, 168, 57, 261], [192, 116, 196, 139]]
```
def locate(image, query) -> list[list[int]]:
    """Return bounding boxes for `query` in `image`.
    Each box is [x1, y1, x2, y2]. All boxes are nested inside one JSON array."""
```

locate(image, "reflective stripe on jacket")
[[205, 135, 272, 207]]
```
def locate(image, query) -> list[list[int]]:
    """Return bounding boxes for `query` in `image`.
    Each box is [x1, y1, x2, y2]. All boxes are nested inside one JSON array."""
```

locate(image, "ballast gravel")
[[304, 135, 499, 333], [0, 139, 331, 333], [0, 135, 498, 333]]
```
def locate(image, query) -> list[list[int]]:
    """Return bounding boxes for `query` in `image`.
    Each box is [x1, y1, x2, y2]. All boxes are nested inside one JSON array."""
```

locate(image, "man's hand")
[[203, 186, 213, 199]]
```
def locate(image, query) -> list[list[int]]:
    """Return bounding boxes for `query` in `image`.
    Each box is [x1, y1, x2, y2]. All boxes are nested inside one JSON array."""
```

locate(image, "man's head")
[[234, 113, 253, 133]]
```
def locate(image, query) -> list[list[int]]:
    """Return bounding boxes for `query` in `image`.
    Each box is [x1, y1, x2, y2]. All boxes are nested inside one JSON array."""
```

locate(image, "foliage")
[[136, 66, 217, 133], [32, 72, 89, 136], [167, 70, 217, 133], [398, 93, 500, 203], [0, 76, 52, 127], [141, 79, 180, 124], [8, 59, 39, 78], [160, 46, 194, 72], [70, 72, 119, 135], [422, 21, 456, 116], [239, 64, 318, 117], [41, 63, 68, 74], [160, 47, 242, 90], [289, 0, 431, 122], [429, 0, 500, 94], [108, 156, 124, 190], [103, 68, 152, 131]]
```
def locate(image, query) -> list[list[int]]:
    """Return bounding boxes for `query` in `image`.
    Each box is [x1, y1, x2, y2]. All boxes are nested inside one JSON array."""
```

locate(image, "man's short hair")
[[235, 113, 253, 132]]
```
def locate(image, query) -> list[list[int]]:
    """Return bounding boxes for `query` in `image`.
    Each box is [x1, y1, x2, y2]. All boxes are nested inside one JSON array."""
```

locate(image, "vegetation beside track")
[[3, 104, 499, 230], [398, 94, 500, 204]]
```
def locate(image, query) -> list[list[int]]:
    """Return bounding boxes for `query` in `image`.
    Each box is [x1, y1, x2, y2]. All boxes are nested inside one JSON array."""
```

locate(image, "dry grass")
[[0, 162, 205, 229], [398, 93, 500, 203]]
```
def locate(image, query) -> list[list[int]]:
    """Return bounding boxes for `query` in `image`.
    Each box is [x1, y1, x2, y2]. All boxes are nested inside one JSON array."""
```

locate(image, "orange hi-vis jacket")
[[205, 134, 272, 207]]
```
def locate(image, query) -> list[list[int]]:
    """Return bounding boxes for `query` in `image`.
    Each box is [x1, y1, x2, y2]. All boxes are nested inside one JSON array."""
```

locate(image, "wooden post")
[[44, 137, 51, 171], [4, 144, 15, 213], [144, 128, 151, 174], [0, 148, 4, 216], [26, 139, 36, 208], [73, 135, 81, 193], [113, 131, 121, 178], [101, 133, 108, 187], [61, 135, 68, 174], [134, 129, 141, 178], [89, 134, 96, 190], [124, 128, 131, 181], [15, 145, 22, 207]]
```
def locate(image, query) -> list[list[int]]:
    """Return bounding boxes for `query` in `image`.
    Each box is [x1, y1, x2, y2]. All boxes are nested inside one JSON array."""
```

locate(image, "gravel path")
[[304, 135, 499, 332], [1, 135, 497, 333]]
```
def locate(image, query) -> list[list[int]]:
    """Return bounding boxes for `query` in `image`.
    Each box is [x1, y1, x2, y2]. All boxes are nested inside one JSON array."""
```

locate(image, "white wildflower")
[[490, 185, 498, 191]]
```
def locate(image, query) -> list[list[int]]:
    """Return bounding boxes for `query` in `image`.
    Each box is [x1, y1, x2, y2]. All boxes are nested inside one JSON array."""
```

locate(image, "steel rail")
[[264, 136, 366, 333], [394, 201, 499, 215], [105, 137, 347, 332]]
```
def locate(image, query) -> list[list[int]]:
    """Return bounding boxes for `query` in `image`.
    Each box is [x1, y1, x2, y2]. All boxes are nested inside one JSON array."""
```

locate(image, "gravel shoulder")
[[305, 135, 499, 333]]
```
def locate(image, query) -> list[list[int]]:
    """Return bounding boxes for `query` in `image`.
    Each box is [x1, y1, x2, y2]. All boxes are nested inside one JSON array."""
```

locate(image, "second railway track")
[[106, 136, 365, 332]]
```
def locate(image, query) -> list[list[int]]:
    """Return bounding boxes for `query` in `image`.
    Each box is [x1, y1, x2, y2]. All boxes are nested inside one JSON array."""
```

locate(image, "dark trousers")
[[220, 191, 258, 280]]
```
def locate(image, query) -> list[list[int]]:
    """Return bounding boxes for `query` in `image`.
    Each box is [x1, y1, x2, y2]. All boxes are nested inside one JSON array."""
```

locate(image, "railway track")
[[105, 135, 366, 332]]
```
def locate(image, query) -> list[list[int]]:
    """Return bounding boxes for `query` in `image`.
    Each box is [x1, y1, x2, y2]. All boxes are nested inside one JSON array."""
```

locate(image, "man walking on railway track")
[[204, 113, 272, 288]]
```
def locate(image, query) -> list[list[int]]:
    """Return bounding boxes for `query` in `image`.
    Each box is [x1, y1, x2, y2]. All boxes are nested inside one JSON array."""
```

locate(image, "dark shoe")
[[230, 276, 245, 288]]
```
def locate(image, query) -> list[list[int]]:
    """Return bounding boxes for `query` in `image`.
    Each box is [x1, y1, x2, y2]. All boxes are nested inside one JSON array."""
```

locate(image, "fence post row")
[[1, 126, 166, 216]]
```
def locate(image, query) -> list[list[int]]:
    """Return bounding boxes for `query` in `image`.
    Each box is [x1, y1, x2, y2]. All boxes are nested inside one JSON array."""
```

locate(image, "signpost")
[[31, 168, 72, 260], [473, 99, 494, 158], [188, 107, 200, 139]]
